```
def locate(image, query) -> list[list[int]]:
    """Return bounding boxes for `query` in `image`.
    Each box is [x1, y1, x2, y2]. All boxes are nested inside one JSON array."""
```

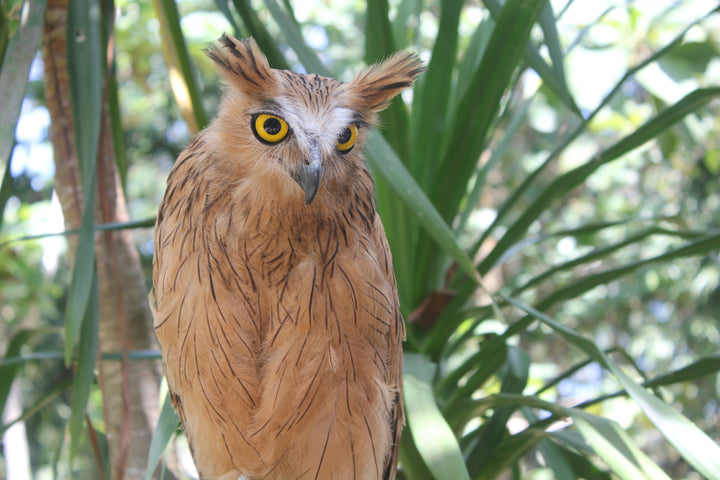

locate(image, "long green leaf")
[[483, 0, 580, 116], [448, 14, 493, 125], [536, 232, 720, 311], [366, 133, 478, 282], [433, 0, 546, 222], [106, 39, 127, 193], [502, 294, 720, 480], [404, 353, 471, 480], [644, 354, 720, 389], [145, 391, 180, 480], [411, 0, 463, 189], [0, 0, 48, 166], [362, 0, 418, 304], [0, 154, 13, 233], [365, 0, 395, 62], [512, 225, 704, 295], [455, 99, 532, 235], [0, 1, 7, 68], [364, 0, 412, 160], [465, 347, 530, 473], [69, 273, 99, 464], [0, 349, 161, 368], [64, 0, 103, 365]]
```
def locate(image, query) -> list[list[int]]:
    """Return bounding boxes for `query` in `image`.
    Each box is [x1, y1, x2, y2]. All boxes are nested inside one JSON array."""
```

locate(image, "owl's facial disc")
[[291, 141, 323, 205]]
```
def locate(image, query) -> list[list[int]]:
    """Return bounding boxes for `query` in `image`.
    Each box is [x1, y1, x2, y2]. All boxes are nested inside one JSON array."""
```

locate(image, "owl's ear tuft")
[[205, 34, 279, 97], [345, 52, 425, 115]]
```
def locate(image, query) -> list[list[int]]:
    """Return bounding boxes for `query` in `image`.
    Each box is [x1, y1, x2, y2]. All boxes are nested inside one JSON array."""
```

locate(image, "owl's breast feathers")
[[152, 137, 405, 479]]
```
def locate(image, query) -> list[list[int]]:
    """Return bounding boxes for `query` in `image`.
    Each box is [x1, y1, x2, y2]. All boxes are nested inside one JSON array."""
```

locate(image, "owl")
[[151, 34, 423, 479]]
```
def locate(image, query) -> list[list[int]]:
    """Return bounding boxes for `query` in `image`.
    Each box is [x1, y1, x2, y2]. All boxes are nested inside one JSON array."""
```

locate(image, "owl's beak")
[[292, 143, 323, 205]]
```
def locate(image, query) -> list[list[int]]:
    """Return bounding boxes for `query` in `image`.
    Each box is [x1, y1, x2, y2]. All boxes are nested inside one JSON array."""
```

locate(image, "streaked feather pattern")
[[151, 34, 423, 480]]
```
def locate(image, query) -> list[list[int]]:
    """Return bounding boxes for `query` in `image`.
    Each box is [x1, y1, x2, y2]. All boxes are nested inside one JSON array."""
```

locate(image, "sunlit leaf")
[[404, 353, 471, 480], [572, 412, 671, 480], [153, 0, 208, 133]]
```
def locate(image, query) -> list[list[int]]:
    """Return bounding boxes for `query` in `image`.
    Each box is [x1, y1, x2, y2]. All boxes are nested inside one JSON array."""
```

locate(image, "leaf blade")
[[145, 391, 180, 480], [404, 353, 471, 480]]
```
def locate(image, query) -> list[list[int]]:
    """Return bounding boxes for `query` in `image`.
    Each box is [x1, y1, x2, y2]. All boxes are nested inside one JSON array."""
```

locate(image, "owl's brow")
[[248, 100, 284, 117]]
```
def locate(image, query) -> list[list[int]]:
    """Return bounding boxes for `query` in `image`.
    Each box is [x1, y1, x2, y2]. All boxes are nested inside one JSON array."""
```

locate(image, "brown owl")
[[151, 34, 423, 479]]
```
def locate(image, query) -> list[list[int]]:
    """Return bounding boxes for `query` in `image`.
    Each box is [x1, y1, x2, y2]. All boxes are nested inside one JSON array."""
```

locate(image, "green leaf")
[[0, 154, 13, 233], [433, 0, 546, 222], [473, 426, 551, 480], [404, 353, 471, 480], [0, 216, 156, 249], [572, 412, 671, 480], [483, 0, 581, 116], [364, 0, 412, 160], [69, 273, 99, 464], [0, 0, 48, 165], [644, 354, 720, 389], [145, 391, 180, 480], [455, 99, 531, 234], [536, 232, 720, 311], [410, 0, 463, 189], [465, 347, 530, 473], [512, 225, 703, 295], [365, 133, 478, 283], [64, 0, 103, 365], [365, 0, 395, 62], [106, 46, 127, 193], [0, 1, 7, 68]]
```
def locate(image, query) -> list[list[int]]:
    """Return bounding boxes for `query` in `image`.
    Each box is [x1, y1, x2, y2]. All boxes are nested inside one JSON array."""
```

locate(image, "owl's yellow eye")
[[336, 124, 358, 153], [252, 113, 289, 144]]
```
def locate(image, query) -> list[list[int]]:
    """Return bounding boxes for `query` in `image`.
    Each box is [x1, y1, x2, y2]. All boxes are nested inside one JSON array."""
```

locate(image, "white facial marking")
[[275, 96, 355, 155]]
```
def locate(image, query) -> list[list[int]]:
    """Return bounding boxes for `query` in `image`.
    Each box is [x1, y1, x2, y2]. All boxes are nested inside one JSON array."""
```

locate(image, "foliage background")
[[1, 0, 720, 479]]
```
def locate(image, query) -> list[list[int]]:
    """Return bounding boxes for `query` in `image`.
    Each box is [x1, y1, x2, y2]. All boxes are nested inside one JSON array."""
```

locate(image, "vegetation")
[[1, 0, 719, 479]]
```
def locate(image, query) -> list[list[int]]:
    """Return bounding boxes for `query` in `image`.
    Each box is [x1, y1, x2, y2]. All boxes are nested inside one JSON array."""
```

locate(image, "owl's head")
[[203, 34, 424, 206]]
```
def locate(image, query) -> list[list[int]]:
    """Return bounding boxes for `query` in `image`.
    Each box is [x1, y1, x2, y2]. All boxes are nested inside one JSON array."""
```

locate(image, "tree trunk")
[[42, 2, 163, 478]]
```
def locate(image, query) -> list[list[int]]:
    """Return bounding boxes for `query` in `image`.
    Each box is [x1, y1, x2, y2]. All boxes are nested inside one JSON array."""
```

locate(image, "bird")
[[150, 34, 424, 480]]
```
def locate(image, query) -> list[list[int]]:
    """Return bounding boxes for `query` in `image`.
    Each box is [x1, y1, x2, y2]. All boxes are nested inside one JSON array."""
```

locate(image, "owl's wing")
[[374, 215, 407, 480]]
